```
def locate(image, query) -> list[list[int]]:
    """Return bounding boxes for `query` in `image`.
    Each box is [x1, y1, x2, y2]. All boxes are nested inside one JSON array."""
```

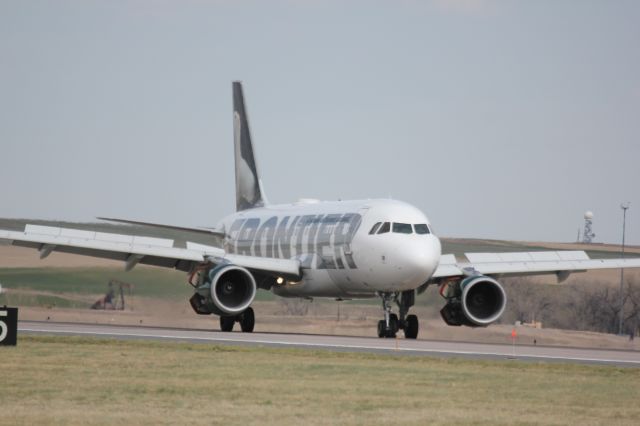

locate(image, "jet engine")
[[189, 264, 257, 316], [440, 275, 507, 327]]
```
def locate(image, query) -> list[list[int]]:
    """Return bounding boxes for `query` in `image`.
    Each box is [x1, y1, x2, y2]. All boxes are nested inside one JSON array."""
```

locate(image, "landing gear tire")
[[389, 313, 398, 327], [387, 315, 398, 338], [404, 314, 419, 339], [377, 291, 420, 339], [377, 319, 397, 338], [377, 292, 400, 338], [239, 307, 255, 333], [220, 315, 235, 332]]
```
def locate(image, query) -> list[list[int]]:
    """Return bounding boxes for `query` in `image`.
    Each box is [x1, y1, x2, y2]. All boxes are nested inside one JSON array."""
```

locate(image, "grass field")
[[0, 267, 278, 310], [0, 267, 192, 299], [0, 336, 638, 425]]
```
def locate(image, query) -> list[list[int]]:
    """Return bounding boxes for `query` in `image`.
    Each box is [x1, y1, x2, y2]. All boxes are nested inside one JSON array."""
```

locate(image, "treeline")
[[501, 276, 640, 336]]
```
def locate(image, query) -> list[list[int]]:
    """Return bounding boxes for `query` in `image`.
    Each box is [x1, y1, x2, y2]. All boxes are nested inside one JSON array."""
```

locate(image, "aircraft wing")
[[0, 224, 300, 278], [433, 251, 640, 282], [96, 217, 225, 238]]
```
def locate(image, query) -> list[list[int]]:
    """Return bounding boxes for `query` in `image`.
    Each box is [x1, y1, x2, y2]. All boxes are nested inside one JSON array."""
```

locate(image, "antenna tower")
[[582, 211, 595, 243]]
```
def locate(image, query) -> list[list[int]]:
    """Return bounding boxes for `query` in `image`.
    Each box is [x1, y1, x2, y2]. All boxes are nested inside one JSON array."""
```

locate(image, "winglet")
[[233, 81, 266, 211]]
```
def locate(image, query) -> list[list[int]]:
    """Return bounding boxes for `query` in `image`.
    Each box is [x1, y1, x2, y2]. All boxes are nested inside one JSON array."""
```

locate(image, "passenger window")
[[414, 224, 430, 234], [369, 222, 382, 235], [377, 222, 390, 234], [393, 223, 413, 234]]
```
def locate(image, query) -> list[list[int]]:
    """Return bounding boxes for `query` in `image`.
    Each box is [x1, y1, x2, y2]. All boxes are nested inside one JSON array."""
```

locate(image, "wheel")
[[377, 320, 386, 338], [219, 315, 235, 332], [405, 314, 419, 339], [389, 314, 399, 331], [387, 315, 398, 338], [239, 307, 255, 333]]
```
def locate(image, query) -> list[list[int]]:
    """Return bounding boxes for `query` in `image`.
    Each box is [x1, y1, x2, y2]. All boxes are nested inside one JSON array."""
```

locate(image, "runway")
[[19, 320, 640, 367]]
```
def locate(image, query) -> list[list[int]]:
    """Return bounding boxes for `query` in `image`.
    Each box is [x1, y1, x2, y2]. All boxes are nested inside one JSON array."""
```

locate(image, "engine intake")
[[440, 276, 506, 327], [190, 264, 257, 316], [210, 265, 256, 315]]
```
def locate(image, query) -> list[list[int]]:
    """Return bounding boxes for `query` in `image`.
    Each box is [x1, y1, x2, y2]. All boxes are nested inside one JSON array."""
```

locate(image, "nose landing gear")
[[376, 290, 419, 339], [377, 293, 397, 338]]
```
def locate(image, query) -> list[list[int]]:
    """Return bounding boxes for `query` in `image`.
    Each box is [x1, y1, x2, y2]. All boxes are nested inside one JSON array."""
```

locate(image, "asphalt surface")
[[19, 320, 640, 367]]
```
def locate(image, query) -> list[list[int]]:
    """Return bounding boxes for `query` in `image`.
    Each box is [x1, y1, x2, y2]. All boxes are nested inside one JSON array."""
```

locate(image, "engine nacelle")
[[440, 276, 507, 327], [190, 264, 257, 316]]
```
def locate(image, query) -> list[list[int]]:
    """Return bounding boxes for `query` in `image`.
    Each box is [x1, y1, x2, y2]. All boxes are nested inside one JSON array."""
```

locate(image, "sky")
[[1, 0, 639, 245]]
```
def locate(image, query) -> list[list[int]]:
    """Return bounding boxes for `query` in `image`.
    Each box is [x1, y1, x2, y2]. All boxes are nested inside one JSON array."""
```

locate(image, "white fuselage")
[[217, 199, 442, 298]]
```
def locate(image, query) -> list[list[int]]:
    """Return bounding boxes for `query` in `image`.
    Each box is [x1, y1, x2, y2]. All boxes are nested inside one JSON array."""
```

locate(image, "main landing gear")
[[376, 291, 419, 339], [219, 307, 255, 333]]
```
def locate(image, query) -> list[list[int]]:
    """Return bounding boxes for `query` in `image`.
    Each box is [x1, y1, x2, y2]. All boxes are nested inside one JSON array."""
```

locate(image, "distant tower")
[[582, 211, 595, 243]]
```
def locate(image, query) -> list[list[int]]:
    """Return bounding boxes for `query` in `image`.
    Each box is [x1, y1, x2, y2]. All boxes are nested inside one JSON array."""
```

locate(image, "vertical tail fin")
[[233, 81, 266, 211]]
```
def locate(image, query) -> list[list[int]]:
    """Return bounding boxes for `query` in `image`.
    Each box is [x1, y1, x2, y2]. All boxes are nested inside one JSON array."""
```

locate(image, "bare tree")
[[570, 285, 619, 333], [562, 277, 640, 335], [500, 275, 640, 336], [624, 279, 640, 337], [502, 278, 552, 324]]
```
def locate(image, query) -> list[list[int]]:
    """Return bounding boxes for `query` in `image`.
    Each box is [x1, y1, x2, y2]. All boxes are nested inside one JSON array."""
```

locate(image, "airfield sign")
[[0, 307, 18, 346]]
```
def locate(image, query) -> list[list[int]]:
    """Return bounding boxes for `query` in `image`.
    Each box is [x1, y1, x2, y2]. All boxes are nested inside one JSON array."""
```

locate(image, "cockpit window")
[[377, 222, 391, 234], [369, 222, 382, 234], [414, 224, 430, 234], [392, 223, 413, 234]]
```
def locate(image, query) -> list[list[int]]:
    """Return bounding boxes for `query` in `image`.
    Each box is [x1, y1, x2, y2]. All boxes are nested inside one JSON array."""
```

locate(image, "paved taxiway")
[[19, 321, 640, 367]]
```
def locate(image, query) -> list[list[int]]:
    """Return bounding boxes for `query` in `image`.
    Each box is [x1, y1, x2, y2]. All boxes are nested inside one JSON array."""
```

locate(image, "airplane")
[[2, 81, 639, 339]]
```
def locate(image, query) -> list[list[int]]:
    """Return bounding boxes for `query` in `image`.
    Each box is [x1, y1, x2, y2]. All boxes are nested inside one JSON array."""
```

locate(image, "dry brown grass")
[[1, 336, 639, 425], [0, 246, 123, 268]]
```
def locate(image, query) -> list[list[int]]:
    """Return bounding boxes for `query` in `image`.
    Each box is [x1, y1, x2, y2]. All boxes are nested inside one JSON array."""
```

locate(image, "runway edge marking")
[[19, 326, 640, 366]]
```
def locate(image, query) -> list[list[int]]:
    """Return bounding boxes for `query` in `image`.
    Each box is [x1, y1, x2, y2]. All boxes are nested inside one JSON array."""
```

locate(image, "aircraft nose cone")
[[404, 235, 441, 281]]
